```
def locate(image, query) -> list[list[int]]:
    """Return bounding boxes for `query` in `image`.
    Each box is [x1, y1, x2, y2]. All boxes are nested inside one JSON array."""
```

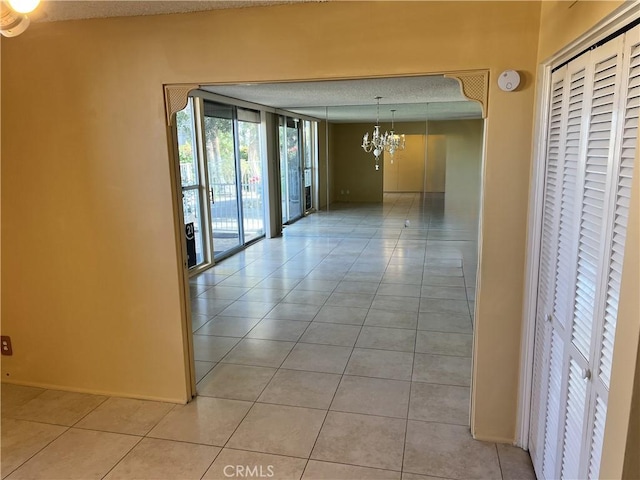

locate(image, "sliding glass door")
[[176, 98, 318, 269], [280, 116, 303, 224], [176, 98, 207, 269], [203, 101, 266, 260], [203, 103, 242, 257], [302, 120, 316, 213], [238, 110, 265, 243], [176, 97, 266, 270]]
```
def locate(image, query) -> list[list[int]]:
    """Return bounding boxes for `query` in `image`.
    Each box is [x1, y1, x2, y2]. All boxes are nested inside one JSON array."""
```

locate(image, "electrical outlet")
[[346, 190, 350, 195], [1, 336, 13, 356]]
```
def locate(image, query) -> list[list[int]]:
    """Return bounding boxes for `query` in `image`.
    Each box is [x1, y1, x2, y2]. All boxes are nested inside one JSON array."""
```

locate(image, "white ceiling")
[[202, 77, 482, 123]]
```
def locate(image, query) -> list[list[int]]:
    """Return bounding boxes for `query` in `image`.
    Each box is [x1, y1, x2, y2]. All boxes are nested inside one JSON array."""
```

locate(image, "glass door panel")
[[279, 117, 288, 223], [303, 120, 314, 212], [176, 99, 207, 268], [182, 189, 204, 265], [203, 102, 241, 258], [286, 117, 302, 222], [238, 115, 264, 243]]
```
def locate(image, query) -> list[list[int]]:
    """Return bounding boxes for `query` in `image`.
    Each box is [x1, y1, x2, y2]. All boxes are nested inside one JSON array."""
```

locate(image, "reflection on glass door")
[[176, 98, 206, 268], [203, 103, 242, 257], [200, 101, 266, 261], [302, 120, 316, 212], [238, 110, 264, 243], [280, 116, 303, 223]]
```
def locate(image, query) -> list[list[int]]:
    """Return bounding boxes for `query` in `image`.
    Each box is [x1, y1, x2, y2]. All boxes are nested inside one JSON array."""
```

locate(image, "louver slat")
[[554, 68, 585, 329], [587, 396, 607, 479], [529, 74, 566, 476], [598, 36, 640, 388], [571, 52, 618, 359], [543, 331, 565, 479], [562, 359, 589, 480]]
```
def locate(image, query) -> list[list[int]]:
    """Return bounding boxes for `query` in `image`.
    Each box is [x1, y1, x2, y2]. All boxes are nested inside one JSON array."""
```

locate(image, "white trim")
[[517, 61, 553, 450], [517, 1, 640, 450]]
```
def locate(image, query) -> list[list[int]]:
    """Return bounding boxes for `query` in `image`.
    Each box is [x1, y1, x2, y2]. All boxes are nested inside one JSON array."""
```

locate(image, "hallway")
[[1, 194, 535, 479]]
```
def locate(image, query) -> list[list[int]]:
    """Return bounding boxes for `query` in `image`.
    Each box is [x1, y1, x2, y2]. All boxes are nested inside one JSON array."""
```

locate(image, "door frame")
[[165, 70, 489, 408], [517, 1, 640, 450]]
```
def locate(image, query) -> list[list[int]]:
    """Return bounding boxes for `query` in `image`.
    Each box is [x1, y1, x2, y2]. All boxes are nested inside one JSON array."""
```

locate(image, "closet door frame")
[[517, 2, 640, 450]]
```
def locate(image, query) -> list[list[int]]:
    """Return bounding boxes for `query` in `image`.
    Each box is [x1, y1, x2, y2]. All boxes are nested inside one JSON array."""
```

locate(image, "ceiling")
[[29, 0, 313, 23], [26, 2, 482, 123], [201, 76, 483, 123]]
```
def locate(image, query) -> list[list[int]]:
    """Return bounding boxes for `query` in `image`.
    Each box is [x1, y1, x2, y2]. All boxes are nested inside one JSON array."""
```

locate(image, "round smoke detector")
[[498, 70, 521, 92]]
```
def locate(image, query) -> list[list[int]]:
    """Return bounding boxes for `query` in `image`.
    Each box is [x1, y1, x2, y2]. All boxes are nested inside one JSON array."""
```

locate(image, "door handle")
[[209, 188, 214, 204]]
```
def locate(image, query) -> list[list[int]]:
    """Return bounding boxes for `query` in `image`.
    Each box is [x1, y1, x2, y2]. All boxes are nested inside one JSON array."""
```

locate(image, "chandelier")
[[361, 97, 388, 170], [385, 109, 406, 162], [361, 97, 405, 170]]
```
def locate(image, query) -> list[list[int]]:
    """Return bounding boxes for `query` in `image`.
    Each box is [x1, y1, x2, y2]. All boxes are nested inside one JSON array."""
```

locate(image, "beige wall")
[[331, 123, 384, 202], [382, 121, 435, 194], [428, 120, 484, 219], [383, 120, 482, 196], [383, 135, 427, 193], [537, 0, 626, 62], [1, 1, 542, 439], [426, 135, 447, 193]]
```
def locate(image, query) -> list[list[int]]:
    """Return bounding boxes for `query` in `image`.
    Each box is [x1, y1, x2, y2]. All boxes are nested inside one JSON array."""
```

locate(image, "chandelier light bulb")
[[7, 0, 40, 14]]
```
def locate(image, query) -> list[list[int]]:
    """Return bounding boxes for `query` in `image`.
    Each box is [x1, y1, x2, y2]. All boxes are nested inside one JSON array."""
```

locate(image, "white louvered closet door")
[[558, 34, 624, 480], [529, 24, 639, 480], [528, 65, 567, 478], [583, 25, 640, 480]]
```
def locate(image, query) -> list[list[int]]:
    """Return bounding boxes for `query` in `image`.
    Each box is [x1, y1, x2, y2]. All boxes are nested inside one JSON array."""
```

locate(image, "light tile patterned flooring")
[[1, 194, 535, 479]]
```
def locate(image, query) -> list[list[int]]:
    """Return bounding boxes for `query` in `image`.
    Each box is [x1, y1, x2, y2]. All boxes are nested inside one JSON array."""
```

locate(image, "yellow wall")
[[331, 122, 384, 202], [383, 120, 483, 197], [381, 121, 438, 194], [383, 135, 427, 193], [537, 0, 626, 62], [428, 120, 483, 219], [426, 135, 447, 193], [1, 1, 542, 439]]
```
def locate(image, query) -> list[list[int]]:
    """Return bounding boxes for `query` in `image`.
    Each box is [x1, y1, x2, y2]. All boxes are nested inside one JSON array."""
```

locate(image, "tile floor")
[[1, 194, 535, 480]]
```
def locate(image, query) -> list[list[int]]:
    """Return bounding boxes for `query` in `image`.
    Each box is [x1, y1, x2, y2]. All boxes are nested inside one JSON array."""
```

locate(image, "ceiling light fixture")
[[7, 0, 39, 14], [1, 0, 39, 37], [385, 109, 405, 163], [361, 96, 388, 171], [0, 7, 29, 37]]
